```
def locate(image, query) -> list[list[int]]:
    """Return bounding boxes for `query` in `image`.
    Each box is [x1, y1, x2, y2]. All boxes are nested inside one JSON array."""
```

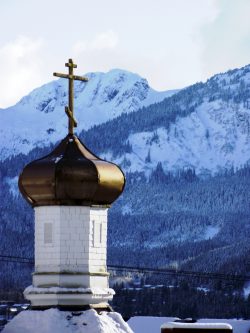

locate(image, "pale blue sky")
[[0, 0, 249, 107]]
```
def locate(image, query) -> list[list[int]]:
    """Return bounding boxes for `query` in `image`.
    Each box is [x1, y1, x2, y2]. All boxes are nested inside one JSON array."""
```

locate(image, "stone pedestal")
[[24, 206, 114, 308]]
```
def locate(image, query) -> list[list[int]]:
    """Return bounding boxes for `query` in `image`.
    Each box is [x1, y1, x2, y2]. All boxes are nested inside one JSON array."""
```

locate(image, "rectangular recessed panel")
[[44, 223, 53, 244], [99, 223, 102, 244], [93, 220, 102, 247]]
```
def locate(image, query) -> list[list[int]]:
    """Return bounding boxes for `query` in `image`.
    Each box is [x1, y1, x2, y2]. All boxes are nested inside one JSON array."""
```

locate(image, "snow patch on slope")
[[112, 99, 250, 175], [5, 177, 19, 197], [243, 282, 250, 299], [203, 226, 220, 240]]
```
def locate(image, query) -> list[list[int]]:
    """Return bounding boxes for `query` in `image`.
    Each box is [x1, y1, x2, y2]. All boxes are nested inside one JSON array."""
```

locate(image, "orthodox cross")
[[53, 59, 88, 135]]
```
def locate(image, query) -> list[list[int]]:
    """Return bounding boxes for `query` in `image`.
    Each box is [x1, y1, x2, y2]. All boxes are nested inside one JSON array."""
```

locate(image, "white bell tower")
[[18, 59, 125, 310], [24, 206, 113, 308]]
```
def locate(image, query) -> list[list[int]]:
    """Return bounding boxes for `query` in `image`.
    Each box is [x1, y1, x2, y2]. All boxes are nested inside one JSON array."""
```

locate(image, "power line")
[[0, 255, 33, 264], [108, 265, 250, 282], [0, 255, 249, 283]]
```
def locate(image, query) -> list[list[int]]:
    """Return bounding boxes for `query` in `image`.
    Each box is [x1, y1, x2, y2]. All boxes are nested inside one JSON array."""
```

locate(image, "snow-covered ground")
[[128, 317, 250, 333], [2, 309, 133, 333], [3, 311, 250, 333]]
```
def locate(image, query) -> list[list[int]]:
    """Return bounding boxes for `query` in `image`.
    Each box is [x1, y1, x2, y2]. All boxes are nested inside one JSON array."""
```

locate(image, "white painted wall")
[[34, 206, 108, 273]]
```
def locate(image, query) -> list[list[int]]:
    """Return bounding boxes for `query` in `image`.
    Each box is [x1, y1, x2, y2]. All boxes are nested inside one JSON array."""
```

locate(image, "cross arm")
[[53, 72, 88, 81], [65, 62, 77, 68], [73, 74, 88, 82]]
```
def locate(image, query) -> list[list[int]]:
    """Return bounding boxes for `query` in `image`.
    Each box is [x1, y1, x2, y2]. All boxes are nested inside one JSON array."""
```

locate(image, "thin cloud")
[[72, 41, 87, 56], [72, 30, 118, 58], [90, 30, 118, 50], [0, 1, 248, 106], [202, 0, 250, 77], [0, 36, 44, 107]]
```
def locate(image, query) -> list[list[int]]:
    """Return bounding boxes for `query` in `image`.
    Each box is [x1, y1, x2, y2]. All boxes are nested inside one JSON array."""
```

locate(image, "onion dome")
[[18, 134, 125, 207]]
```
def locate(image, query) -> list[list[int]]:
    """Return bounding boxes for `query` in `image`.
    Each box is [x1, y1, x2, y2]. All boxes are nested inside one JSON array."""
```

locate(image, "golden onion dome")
[[18, 134, 125, 207]]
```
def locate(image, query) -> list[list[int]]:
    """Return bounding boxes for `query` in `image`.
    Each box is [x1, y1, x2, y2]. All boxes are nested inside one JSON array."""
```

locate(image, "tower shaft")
[[24, 206, 113, 308]]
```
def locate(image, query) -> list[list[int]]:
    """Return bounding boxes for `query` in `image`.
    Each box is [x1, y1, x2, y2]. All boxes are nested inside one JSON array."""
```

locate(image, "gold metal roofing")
[[19, 134, 125, 207]]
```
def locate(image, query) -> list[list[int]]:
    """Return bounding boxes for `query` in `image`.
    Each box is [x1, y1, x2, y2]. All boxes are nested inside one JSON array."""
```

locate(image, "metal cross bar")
[[53, 58, 88, 135], [53, 73, 88, 81]]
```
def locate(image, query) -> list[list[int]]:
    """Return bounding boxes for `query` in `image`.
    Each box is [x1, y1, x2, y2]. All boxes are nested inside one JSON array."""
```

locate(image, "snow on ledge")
[[2, 308, 134, 333], [24, 285, 115, 295], [128, 317, 250, 333], [161, 322, 232, 329]]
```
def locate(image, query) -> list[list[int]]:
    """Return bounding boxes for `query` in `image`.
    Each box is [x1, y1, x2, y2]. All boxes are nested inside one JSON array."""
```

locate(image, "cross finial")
[[53, 58, 88, 135]]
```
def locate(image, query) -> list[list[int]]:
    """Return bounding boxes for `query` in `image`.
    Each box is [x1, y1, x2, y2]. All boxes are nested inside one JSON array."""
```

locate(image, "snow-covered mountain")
[[94, 65, 250, 176], [1, 64, 250, 177], [112, 101, 250, 176], [0, 69, 176, 160]]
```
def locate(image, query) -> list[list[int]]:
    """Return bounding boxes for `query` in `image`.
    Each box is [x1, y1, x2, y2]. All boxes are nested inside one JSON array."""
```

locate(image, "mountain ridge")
[[2, 64, 250, 176], [77, 63, 250, 175], [0, 68, 176, 160]]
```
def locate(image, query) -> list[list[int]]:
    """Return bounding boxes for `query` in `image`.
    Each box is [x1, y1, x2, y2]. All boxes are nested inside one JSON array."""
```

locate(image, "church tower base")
[[24, 285, 114, 309], [26, 206, 114, 309]]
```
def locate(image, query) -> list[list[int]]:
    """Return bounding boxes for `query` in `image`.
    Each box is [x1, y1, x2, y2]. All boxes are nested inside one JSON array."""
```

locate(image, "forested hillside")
[[0, 156, 249, 291], [108, 165, 250, 277]]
